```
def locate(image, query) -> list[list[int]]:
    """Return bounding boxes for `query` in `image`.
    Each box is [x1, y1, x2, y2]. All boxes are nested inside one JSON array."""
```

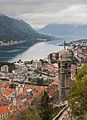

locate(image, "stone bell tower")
[[58, 45, 71, 102]]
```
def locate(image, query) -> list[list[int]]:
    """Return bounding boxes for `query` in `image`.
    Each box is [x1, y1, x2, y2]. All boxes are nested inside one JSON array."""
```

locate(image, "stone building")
[[58, 49, 71, 102]]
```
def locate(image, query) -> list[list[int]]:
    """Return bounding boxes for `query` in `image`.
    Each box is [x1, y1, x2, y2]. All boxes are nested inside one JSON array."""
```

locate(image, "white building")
[[1, 65, 9, 73], [32, 60, 42, 68]]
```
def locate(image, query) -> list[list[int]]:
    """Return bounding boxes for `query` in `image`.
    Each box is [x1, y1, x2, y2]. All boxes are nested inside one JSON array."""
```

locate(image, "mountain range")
[[39, 23, 87, 37], [0, 15, 57, 61], [0, 15, 53, 43]]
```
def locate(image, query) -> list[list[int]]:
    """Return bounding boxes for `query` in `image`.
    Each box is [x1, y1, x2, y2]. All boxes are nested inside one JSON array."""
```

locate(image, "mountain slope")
[[0, 15, 52, 42], [39, 23, 87, 37]]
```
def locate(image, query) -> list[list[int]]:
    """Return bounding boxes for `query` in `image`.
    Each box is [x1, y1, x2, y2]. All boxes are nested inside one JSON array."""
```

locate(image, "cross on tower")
[[64, 41, 66, 50]]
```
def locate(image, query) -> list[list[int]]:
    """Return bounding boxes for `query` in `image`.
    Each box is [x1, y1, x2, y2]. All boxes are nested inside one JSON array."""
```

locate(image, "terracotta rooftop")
[[48, 83, 58, 96], [0, 82, 9, 89], [0, 106, 10, 115], [2, 89, 15, 96]]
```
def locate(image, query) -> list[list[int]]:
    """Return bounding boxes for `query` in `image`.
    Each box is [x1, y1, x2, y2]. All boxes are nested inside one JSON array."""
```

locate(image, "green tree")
[[9, 83, 16, 89], [7, 106, 41, 120], [39, 91, 53, 120], [68, 69, 87, 120], [37, 78, 43, 85], [76, 65, 87, 81], [34, 69, 41, 74], [26, 106, 41, 120]]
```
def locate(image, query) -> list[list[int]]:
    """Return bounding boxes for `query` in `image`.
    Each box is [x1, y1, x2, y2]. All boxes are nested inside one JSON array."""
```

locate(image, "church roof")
[[59, 49, 71, 61]]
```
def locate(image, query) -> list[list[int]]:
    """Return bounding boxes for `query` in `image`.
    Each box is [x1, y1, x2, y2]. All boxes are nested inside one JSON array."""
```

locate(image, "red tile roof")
[[48, 83, 58, 96], [2, 89, 15, 96], [0, 106, 15, 115], [0, 82, 9, 89], [0, 106, 10, 115]]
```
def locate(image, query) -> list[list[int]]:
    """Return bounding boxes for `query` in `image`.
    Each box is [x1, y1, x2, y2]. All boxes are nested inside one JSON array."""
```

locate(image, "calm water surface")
[[10, 41, 63, 62], [0, 36, 86, 62]]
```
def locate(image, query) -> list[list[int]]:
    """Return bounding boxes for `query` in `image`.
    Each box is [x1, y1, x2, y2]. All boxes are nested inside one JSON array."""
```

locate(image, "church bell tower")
[[58, 45, 71, 102]]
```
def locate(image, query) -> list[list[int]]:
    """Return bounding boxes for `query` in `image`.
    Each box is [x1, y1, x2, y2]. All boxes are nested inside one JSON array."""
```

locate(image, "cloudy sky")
[[0, 0, 87, 28]]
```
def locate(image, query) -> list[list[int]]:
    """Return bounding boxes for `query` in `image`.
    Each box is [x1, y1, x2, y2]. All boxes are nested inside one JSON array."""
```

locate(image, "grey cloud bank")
[[0, 0, 87, 28]]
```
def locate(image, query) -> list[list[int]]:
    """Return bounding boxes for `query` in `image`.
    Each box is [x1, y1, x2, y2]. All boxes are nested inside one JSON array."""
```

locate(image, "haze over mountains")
[[39, 23, 87, 37], [0, 15, 53, 43]]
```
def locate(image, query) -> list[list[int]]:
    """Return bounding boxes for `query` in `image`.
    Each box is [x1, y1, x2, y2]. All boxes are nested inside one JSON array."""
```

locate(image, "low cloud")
[[18, 4, 87, 28], [0, 0, 87, 28]]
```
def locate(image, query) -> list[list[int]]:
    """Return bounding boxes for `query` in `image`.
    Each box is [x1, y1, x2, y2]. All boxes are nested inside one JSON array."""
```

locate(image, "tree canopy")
[[76, 64, 87, 81], [7, 91, 53, 120], [39, 91, 53, 120], [68, 65, 87, 120], [7, 106, 41, 120]]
